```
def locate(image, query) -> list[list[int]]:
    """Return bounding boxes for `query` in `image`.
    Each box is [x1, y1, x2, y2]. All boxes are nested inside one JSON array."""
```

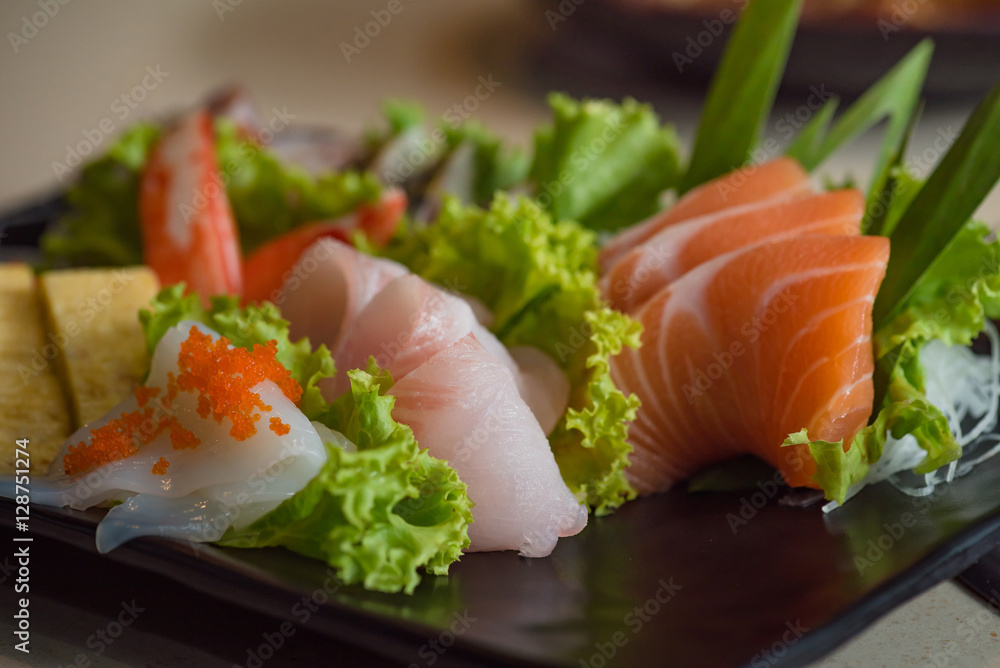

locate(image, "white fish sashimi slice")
[[327, 273, 569, 434], [388, 334, 587, 558], [454, 290, 495, 329], [6, 321, 329, 552], [274, 239, 568, 433], [280, 238, 408, 352], [510, 346, 570, 435], [330, 274, 478, 396]]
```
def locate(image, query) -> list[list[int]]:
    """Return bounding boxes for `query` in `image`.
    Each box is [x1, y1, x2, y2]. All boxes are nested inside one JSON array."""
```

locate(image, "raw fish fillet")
[[280, 238, 408, 352], [331, 273, 569, 434], [284, 241, 569, 434], [599, 157, 810, 272], [611, 235, 889, 493], [389, 334, 587, 557], [602, 190, 864, 313]]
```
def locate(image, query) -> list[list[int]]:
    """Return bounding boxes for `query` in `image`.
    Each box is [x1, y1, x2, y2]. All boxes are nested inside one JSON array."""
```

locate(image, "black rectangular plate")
[[3, 451, 1000, 668], [5, 193, 1000, 667]]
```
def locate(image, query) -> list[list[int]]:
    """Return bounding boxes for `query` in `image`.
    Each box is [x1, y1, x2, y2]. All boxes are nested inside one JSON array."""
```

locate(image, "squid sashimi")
[[599, 157, 810, 272], [7, 321, 330, 552], [602, 189, 864, 313], [611, 235, 890, 494], [280, 238, 408, 352], [389, 334, 587, 557]]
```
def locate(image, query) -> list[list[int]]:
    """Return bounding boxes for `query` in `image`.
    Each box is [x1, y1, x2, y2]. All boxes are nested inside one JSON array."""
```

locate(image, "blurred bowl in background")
[[533, 0, 1000, 100]]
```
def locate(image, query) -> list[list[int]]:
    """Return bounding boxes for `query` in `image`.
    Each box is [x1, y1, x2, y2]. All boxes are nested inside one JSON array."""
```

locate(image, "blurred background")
[[2, 0, 1000, 666], [2, 0, 1000, 210]]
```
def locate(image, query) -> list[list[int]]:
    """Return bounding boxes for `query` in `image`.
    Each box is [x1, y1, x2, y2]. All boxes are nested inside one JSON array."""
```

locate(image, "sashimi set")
[[6, 0, 1000, 596]]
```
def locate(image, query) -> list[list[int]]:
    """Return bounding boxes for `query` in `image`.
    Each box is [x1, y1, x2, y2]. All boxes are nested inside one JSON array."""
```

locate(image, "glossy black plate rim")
[[5, 186, 1000, 668], [5, 495, 1000, 668], [0, 501, 531, 668]]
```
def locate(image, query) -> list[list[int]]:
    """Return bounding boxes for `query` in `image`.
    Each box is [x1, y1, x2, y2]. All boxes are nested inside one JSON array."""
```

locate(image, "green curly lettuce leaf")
[[41, 119, 382, 266], [875, 219, 1000, 355], [441, 121, 530, 206], [138, 284, 334, 420], [383, 194, 641, 513], [785, 340, 960, 504], [530, 94, 681, 232], [788, 210, 999, 503], [219, 362, 473, 594], [41, 123, 161, 267], [214, 119, 382, 254]]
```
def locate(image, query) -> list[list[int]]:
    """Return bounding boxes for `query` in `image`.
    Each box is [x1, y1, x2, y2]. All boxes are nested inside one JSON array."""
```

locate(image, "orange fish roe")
[[166, 372, 179, 403], [151, 457, 170, 475], [174, 327, 301, 441], [64, 410, 146, 475], [63, 405, 201, 476], [63, 327, 299, 476], [134, 385, 161, 408], [269, 416, 291, 436], [166, 416, 201, 450]]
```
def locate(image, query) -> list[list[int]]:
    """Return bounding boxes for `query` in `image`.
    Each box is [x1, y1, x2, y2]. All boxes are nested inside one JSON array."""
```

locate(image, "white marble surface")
[[1, 1, 999, 666]]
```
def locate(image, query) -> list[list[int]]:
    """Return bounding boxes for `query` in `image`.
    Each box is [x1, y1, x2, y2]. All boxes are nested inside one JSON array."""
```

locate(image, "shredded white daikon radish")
[[823, 321, 1000, 513]]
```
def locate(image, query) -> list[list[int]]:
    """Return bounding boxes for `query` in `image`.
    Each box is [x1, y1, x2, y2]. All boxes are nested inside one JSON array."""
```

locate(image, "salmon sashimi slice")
[[602, 189, 865, 313], [329, 273, 570, 434], [599, 157, 810, 272], [611, 235, 890, 494], [388, 334, 587, 557], [279, 238, 409, 352]]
